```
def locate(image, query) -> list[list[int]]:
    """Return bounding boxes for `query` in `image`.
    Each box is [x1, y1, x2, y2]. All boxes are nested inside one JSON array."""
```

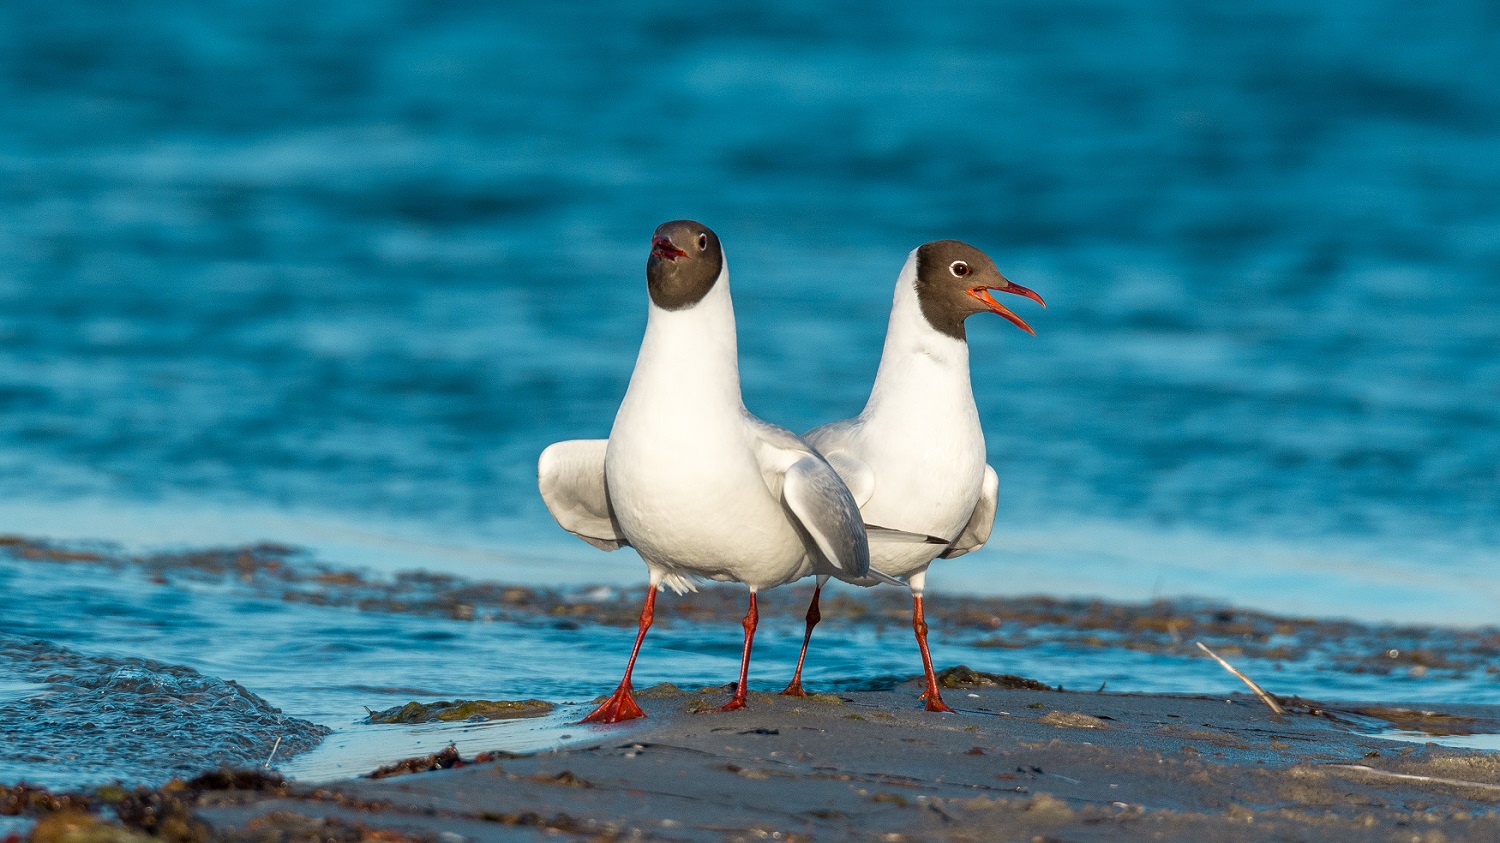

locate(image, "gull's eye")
[[697, 233, 709, 250], [950, 260, 971, 278]]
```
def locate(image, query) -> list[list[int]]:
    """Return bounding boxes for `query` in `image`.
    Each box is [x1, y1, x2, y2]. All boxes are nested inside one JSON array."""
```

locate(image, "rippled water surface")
[[0, 0, 1497, 789]]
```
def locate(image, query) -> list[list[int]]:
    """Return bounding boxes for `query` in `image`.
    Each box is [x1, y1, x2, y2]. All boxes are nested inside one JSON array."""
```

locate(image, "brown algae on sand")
[[28, 811, 156, 843], [367, 748, 456, 780], [1353, 707, 1487, 736], [936, 665, 1051, 691], [1038, 711, 1111, 729], [366, 699, 553, 724], [634, 682, 688, 699]]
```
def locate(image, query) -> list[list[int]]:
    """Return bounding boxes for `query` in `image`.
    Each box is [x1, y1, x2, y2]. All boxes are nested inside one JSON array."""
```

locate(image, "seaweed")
[[365, 698, 553, 724], [936, 665, 1051, 691]]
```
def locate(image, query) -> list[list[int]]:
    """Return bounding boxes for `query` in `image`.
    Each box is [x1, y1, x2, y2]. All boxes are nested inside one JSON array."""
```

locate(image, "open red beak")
[[651, 235, 687, 260], [967, 279, 1046, 336]]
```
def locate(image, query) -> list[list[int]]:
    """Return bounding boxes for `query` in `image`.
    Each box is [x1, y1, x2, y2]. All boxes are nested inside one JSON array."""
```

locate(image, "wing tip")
[[865, 523, 951, 546]]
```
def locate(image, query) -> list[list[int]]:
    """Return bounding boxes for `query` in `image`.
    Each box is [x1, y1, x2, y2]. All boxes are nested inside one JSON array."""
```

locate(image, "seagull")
[[538, 220, 874, 723], [778, 240, 1045, 711]]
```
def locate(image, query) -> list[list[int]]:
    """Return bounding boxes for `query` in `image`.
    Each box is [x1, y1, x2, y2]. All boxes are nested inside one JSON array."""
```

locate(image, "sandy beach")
[[9, 537, 1500, 840], [12, 677, 1500, 842]]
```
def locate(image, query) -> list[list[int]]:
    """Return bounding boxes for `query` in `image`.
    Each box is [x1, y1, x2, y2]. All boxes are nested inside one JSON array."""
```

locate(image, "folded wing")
[[821, 451, 875, 507], [939, 464, 998, 559], [782, 456, 871, 579], [537, 439, 628, 551]]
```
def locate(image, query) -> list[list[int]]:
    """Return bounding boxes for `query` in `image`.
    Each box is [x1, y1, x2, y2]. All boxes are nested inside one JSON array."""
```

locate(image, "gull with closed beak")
[[539, 220, 876, 723]]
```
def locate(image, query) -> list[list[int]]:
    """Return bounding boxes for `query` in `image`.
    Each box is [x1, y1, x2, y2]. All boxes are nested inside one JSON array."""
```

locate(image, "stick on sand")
[[1331, 765, 1500, 794], [263, 736, 283, 769], [1196, 641, 1286, 715]]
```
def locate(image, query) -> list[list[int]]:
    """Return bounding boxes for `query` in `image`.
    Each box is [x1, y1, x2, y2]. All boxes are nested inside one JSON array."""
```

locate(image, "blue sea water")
[[1, 0, 1498, 788]]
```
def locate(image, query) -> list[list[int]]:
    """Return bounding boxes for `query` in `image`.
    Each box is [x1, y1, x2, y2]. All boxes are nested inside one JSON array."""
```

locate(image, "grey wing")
[[802, 417, 860, 455], [803, 419, 875, 507], [821, 451, 875, 508], [940, 464, 998, 559], [537, 439, 628, 551], [748, 415, 871, 576], [782, 456, 871, 578], [867, 525, 950, 545]]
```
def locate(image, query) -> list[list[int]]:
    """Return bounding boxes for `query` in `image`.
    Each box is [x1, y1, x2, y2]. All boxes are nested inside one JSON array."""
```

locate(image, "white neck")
[[618, 261, 744, 417], [860, 251, 977, 423]]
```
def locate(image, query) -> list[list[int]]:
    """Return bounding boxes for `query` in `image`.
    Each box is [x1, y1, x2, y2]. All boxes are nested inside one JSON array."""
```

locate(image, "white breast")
[[604, 268, 812, 590], [813, 253, 990, 578]]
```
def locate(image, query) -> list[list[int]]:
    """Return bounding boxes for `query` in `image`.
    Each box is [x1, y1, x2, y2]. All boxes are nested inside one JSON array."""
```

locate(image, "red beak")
[[966, 278, 1045, 335], [651, 235, 687, 260]]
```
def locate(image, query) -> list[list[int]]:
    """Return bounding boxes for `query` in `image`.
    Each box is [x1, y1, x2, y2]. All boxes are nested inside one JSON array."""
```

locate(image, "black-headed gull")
[[539, 220, 873, 723], [779, 240, 1044, 711]]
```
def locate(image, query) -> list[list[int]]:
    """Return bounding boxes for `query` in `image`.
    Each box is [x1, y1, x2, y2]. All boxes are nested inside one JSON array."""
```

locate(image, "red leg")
[[580, 587, 657, 724], [779, 581, 823, 696], [912, 595, 954, 713], [720, 592, 759, 711]]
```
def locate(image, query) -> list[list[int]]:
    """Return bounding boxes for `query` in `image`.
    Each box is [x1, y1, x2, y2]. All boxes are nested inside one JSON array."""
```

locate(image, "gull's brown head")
[[646, 220, 723, 311], [914, 240, 1045, 341]]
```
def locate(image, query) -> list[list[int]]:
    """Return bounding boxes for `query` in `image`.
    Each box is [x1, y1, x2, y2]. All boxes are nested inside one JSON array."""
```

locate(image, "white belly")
[[856, 434, 986, 579], [605, 431, 811, 590]]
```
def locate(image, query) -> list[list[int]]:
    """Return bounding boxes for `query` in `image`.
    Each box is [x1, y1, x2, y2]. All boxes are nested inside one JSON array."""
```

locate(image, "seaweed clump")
[[366, 745, 504, 780], [4, 771, 301, 843], [0, 783, 96, 817], [1353, 707, 1487, 737], [365, 698, 553, 724], [936, 665, 1051, 691]]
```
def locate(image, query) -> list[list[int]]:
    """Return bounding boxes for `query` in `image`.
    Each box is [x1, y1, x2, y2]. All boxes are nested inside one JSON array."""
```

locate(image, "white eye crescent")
[[697, 233, 709, 250], [950, 260, 971, 278]]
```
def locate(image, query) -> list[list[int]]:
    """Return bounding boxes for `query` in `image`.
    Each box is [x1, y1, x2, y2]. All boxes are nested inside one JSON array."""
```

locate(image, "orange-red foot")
[[719, 682, 749, 711], [778, 681, 808, 697], [923, 693, 955, 713], [579, 685, 645, 724]]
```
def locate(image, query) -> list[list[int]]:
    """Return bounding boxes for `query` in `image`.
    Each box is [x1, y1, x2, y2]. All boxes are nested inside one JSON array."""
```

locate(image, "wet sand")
[[14, 681, 1500, 842], [10, 536, 1500, 839]]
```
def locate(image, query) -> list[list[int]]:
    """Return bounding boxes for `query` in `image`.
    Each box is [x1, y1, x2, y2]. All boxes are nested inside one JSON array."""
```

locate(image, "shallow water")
[[5, 544, 1500, 789], [0, 0, 1498, 790]]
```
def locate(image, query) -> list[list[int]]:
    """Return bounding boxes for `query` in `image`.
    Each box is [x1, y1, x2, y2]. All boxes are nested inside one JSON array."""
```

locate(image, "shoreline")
[[10, 535, 1500, 838], [6, 536, 1498, 692], [12, 683, 1500, 841]]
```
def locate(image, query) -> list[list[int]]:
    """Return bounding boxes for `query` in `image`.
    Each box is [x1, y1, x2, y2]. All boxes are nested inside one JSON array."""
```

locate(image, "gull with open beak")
[[779, 240, 1044, 711], [539, 220, 874, 723]]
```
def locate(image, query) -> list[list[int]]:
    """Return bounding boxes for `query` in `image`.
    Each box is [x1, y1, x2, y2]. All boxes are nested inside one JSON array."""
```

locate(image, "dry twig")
[[1330, 764, 1500, 795], [263, 736, 283, 768], [1195, 641, 1286, 715]]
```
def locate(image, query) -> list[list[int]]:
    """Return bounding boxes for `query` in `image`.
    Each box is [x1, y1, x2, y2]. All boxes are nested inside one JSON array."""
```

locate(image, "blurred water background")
[[1, 0, 1498, 789]]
